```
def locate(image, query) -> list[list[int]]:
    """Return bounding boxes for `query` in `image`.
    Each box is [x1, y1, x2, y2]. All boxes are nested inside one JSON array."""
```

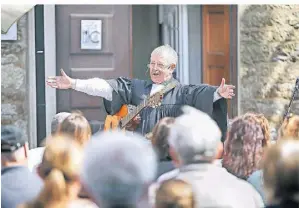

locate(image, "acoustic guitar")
[[103, 82, 176, 131]]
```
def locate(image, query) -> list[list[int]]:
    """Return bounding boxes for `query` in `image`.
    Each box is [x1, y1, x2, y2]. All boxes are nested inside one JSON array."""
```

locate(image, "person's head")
[[243, 112, 270, 147], [1, 125, 29, 167], [148, 45, 178, 84], [25, 135, 83, 208], [155, 179, 195, 208], [168, 106, 222, 166], [81, 131, 157, 208], [150, 117, 175, 161], [263, 139, 299, 206], [57, 112, 92, 146], [278, 114, 299, 140], [51, 112, 71, 135], [222, 115, 265, 179]]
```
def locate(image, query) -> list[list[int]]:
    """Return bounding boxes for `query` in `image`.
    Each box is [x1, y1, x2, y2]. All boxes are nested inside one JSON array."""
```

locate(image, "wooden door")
[[202, 5, 230, 86], [56, 5, 131, 129], [202, 5, 234, 116]]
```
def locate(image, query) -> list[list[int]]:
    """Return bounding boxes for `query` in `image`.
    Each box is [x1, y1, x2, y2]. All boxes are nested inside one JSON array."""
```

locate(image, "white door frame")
[[159, 5, 189, 85], [44, 5, 57, 137], [28, 9, 37, 148]]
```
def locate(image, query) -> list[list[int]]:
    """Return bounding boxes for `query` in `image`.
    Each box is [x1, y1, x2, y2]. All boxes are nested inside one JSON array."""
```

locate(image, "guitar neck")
[[120, 100, 147, 129]]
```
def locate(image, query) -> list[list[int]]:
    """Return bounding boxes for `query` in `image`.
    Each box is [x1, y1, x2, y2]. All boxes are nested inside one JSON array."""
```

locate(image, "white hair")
[[168, 106, 222, 164], [81, 131, 157, 207], [151, 44, 178, 66]]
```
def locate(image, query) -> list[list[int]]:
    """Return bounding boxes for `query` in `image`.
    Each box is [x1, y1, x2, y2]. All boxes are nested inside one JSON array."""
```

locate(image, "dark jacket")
[[156, 160, 175, 179]]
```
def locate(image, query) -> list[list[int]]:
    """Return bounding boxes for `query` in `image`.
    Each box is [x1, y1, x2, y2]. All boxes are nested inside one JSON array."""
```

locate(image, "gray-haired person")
[[28, 112, 71, 172], [152, 106, 264, 208], [81, 131, 157, 208], [1, 125, 43, 208]]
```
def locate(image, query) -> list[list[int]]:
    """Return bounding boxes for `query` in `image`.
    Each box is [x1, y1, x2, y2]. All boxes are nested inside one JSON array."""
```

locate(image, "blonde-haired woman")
[[20, 135, 97, 208], [57, 112, 92, 146], [155, 179, 195, 208]]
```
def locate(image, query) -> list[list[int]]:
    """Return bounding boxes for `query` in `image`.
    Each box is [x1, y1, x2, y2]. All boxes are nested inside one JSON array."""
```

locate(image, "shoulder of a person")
[[233, 175, 264, 200], [29, 147, 45, 155], [157, 168, 179, 183]]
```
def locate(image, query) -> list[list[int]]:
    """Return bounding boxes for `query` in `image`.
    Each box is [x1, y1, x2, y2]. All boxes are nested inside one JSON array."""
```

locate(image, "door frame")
[[201, 5, 238, 118], [159, 5, 190, 85], [229, 5, 238, 118], [43, 5, 57, 137], [28, 8, 38, 148]]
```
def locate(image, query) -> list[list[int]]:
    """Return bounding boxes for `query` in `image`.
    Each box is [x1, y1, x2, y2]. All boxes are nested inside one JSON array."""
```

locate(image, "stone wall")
[[239, 5, 299, 128], [1, 15, 29, 141]]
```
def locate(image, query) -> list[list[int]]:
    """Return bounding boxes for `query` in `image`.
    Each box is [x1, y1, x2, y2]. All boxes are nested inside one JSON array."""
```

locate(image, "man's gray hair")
[[51, 112, 71, 134], [81, 131, 157, 207], [151, 44, 178, 66], [168, 106, 222, 164]]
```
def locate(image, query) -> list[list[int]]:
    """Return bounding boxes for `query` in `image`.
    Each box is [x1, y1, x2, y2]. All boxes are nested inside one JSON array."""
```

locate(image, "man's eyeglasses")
[[146, 62, 170, 70]]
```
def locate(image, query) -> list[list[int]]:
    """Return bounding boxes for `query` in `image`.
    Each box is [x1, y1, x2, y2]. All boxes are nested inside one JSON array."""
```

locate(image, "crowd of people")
[[2, 106, 299, 208]]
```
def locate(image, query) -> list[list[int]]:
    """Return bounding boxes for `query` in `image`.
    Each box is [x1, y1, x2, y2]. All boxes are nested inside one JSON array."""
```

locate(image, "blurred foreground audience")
[[263, 139, 299, 208], [21, 135, 97, 208], [155, 179, 195, 208], [1, 126, 43, 208], [81, 131, 157, 208]]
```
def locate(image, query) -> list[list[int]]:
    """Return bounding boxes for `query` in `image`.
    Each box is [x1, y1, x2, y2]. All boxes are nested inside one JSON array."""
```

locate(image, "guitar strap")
[[121, 79, 178, 131], [143, 80, 178, 139], [150, 78, 178, 98]]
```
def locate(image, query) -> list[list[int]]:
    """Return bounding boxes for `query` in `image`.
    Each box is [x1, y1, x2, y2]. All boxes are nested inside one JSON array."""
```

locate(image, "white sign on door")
[[81, 20, 102, 50]]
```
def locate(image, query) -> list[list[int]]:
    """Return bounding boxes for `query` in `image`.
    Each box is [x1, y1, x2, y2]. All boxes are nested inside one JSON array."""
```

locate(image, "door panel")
[[202, 5, 230, 86], [56, 5, 131, 126], [202, 5, 232, 116]]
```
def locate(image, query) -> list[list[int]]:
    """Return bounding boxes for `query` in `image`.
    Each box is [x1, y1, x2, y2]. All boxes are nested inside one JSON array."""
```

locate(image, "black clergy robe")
[[103, 77, 228, 142]]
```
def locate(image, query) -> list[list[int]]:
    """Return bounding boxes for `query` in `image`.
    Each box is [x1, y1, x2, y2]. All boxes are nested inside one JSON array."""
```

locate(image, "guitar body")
[[103, 105, 128, 131]]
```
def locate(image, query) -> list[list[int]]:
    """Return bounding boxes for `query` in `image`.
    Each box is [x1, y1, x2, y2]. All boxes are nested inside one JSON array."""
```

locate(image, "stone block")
[[240, 99, 292, 127], [240, 42, 271, 64], [241, 5, 299, 28], [1, 89, 26, 102], [1, 64, 25, 90], [1, 104, 18, 119], [1, 54, 19, 65], [240, 56, 299, 97], [1, 14, 29, 143]]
